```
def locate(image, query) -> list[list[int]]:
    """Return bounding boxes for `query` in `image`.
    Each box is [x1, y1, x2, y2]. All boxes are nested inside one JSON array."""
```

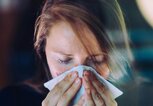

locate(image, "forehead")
[[48, 21, 76, 42], [46, 21, 102, 54]]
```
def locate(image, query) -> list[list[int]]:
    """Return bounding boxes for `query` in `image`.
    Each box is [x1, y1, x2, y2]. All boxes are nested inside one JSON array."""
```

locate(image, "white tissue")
[[44, 65, 123, 105]]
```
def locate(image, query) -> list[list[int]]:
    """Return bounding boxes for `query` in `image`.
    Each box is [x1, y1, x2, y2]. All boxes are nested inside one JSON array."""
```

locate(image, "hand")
[[75, 71, 117, 106], [42, 71, 82, 106]]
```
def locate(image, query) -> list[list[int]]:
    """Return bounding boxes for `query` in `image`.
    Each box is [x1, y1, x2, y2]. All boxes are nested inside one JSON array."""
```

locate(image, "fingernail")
[[75, 78, 81, 84], [71, 72, 77, 80]]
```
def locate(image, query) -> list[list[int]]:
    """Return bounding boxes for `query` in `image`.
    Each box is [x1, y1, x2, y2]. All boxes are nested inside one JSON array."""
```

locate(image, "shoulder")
[[0, 84, 47, 106]]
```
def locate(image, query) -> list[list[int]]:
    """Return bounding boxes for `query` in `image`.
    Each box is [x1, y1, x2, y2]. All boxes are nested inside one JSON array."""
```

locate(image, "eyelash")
[[58, 58, 72, 64], [58, 58, 105, 65], [88, 59, 104, 65]]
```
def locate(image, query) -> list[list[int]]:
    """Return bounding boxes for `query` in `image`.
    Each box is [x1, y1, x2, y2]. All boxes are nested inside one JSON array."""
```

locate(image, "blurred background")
[[0, 0, 153, 106]]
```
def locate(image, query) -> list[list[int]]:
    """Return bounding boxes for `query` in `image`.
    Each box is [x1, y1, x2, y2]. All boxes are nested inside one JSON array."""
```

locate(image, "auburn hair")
[[31, 0, 133, 92]]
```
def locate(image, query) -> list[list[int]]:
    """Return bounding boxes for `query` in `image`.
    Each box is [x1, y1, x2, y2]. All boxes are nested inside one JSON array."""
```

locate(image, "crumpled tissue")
[[44, 65, 123, 105]]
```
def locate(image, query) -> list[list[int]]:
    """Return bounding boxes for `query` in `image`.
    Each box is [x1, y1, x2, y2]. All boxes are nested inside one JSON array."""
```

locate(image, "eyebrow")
[[53, 50, 73, 56], [54, 50, 104, 57], [90, 54, 104, 57]]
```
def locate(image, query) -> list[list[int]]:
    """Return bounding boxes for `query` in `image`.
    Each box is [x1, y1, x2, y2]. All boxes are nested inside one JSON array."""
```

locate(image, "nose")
[[77, 60, 87, 66], [74, 55, 89, 66]]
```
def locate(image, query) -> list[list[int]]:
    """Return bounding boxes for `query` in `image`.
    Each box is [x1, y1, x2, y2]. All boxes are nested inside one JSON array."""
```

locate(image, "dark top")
[[0, 84, 47, 106], [1, 81, 153, 106]]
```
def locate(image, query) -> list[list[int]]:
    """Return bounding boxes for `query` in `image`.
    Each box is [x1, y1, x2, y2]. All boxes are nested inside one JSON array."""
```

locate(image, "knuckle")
[[62, 93, 69, 99], [63, 76, 70, 82], [54, 83, 62, 91], [95, 93, 101, 101], [51, 84, 62, 97], [72, 81, 80, 89], [63, 74, 73, 84]]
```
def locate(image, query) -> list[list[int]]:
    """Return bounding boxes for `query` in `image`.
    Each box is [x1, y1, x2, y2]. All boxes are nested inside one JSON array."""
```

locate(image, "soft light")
[[136, 0, 153, 28]]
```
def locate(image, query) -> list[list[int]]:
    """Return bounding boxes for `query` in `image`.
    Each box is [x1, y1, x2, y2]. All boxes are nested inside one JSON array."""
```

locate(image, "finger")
[[57, 78, 82, 106], [90, 87, 105, 106], [91, 72, 109, 97], [74, 95, 85, 106], [91, 72, 117, 106], [84, 71, 105, 106], [43, 71, 78, 106], [83, 72, 95, 106]]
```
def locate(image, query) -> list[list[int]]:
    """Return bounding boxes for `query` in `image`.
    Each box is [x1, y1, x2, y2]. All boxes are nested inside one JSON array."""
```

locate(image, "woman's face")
[[45, 21, 109, 78]]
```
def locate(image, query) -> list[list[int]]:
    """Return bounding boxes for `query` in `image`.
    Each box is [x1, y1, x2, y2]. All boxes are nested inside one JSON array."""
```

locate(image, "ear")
[[99, 63, 110, 79]]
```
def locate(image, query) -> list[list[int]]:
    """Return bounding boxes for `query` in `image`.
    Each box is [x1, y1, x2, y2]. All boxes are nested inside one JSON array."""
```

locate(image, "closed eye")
[[58, 58, 72, 64], [88, 55, 106, 65]]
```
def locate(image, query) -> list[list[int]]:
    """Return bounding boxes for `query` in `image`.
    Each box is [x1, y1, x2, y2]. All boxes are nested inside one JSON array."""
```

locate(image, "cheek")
[[47, 60, 64, 78], [47, 59, 71, 78], [45, 52, 65, 78]]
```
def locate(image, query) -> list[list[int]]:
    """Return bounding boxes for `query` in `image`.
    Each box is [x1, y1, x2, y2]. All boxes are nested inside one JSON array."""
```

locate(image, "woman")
[[0, 0, 133, 106], [34, 0, 133, 106]]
